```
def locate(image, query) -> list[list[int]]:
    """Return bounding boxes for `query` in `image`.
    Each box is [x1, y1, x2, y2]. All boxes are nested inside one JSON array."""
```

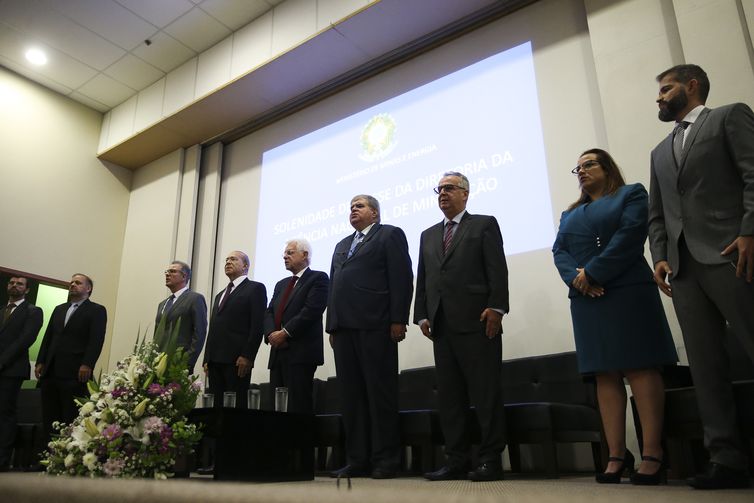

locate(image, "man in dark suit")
[[35, 273, 107, 443], [203, 251, 267, 409], [326, 194, 413, 479], [648, 64, 754, 490], [0, 276, 43, 471], [415, 171, 509, 482], [263, 239, 328, 414], [155, 260, 207, 373]]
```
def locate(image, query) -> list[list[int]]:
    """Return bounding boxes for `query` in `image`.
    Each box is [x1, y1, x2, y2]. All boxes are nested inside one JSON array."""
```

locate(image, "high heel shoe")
[[630, 455, 667, 485], [595, 449, 635, 484]]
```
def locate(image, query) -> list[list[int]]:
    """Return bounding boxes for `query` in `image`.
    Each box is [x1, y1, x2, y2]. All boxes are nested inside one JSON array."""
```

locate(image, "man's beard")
[[658, 89, 688, 122]]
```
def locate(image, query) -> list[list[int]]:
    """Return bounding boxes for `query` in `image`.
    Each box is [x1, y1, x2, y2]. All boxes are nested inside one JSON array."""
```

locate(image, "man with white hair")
[[263, 239, 329, 414]]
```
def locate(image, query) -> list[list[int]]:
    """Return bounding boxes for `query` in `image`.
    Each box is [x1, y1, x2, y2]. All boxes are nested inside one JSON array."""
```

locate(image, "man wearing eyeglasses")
[[415, 171, 509, 482], [155, 261, 207, 373]]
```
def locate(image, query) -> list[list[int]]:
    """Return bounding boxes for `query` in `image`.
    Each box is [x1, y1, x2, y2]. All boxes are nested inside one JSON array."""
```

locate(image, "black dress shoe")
[[630, 455, 666, 486], [468, 462, 503, 482], [195, 465, 214, 476], [688, 462, 751, 490], [371, 465, 398, 479], [424, 465, 468, 481], [330, 464, 369, 478]]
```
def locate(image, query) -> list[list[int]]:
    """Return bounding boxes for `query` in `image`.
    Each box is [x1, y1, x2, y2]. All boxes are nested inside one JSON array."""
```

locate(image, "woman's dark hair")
[[567, 148, 626, 210]]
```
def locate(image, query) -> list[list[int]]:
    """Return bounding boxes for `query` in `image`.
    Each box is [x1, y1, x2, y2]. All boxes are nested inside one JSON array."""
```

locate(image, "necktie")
[[163, 294, 176, 314], [274, 276, 299, 330], [348, 232, 364, 258], [673, 121, 690, 165], [218, 282, 234, 311], [443, 221, 457, 254], [64, 303, 79, 326], [2, 304, 14, 324]]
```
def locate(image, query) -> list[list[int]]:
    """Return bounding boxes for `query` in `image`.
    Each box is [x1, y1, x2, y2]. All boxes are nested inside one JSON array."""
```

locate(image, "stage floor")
[[1, 472, 752, 503]]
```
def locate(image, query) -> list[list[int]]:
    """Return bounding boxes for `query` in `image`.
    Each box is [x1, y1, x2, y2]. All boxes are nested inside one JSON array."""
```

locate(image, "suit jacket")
[[203, 278, 267, 366], [326, 223, 413, 332], [553, 183, 655, 298], [37, 299, 107, 379], [263, 268, 329, 368], [414, 212, 509, 333], [649, 103, 754, 275], [155, 289, 207, 371], [0, 301, 43, 378]]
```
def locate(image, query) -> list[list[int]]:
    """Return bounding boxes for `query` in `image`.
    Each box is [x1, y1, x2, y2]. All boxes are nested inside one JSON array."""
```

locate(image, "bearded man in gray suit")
[[648, 64, 754, 490]]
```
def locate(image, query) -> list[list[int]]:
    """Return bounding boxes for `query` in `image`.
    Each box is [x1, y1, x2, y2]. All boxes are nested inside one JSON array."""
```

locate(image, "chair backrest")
[[398, 366, 438, 410], [16, 388, 43, 423], [313, 376, 342, 414], [500, 352, 596, 407]]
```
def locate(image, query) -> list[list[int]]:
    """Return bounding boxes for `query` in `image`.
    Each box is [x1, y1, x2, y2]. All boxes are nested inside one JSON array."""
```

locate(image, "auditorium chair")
[[501, 351, 604, 477], [312, 377, 345, 472], [397, 366, 444, 473]]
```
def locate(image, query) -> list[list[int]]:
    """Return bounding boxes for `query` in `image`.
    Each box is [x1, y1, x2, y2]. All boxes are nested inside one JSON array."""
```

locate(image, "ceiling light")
[[25, 48, 47, 65]]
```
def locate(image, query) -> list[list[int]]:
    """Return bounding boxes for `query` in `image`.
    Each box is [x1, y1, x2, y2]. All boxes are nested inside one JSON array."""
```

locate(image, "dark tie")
[[443, 221, 457, 254], [2, 304, 14, 325], [348, 232, 364, 258], [274, 276, 299, 330], [218, 282, 234, 312], [163, 294, 176, 314], [673, 121, 690, 165]]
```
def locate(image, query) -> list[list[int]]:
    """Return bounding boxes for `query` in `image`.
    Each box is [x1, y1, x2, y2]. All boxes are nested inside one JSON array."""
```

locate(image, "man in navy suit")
[[415, 172, 509, 481], [263, 239, 328, 414], [203, 251, 267, 409], [326, 195, 413, 479], [0, 276, 43, 471], [36, 273, 107, 443], [155, 260, 207, 373], [649, 64, 754, 489]]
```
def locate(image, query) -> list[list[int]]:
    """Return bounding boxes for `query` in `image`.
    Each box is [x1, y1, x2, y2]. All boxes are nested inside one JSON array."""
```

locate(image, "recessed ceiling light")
[[25, 48, 47, 65]]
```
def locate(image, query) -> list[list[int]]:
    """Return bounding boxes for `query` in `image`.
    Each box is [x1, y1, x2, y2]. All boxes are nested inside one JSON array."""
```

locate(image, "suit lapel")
[[677, 107, 710, 173], [348, 224, 380, 260], [284, 269, 311, 310], [442, 213, 471, 262]]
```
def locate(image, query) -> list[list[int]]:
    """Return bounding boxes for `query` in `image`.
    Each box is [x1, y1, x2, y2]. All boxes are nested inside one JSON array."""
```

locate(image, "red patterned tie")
[[274, 276, 299, 330], [443, 221, 457, 254]]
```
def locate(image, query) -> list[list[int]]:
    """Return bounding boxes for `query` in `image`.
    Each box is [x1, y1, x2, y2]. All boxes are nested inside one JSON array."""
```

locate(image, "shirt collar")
[[679, 105, 705, 125], [443, 209, 467, 225], [358, 222, 376, 236], [171, 285, 189, 299]]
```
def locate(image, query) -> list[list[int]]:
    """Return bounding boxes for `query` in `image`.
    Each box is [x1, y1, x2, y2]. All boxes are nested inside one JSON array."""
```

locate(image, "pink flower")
[[102, 458, 125, 477], [102, 424, 122, 441]]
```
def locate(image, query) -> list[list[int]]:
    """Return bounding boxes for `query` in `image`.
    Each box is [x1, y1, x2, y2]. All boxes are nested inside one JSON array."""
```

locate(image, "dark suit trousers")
[[207, 363, 251, 409], [432, 305, 505, 466], [671, 239, 754, 470], [333, 328, 400, 469], [0, 377, 23, 467], [269, 350, 316, 415], [40, 376, 87, 443]]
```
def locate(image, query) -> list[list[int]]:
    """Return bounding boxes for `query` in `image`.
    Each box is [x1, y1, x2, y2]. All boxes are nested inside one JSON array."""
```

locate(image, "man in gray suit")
[[415, 171, 509, 481], [155, 261, 207, 373], [649, 64, 754, 489]]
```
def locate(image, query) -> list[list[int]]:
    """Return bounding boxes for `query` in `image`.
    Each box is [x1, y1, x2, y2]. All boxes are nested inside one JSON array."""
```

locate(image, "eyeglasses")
[[164, 269, 183, 275], [571, 160, 601, 175], [433, 184, 467, 194]]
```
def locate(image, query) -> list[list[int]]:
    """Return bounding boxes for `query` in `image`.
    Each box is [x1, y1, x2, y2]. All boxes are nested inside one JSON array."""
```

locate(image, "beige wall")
[[0, 66, 132, 374]]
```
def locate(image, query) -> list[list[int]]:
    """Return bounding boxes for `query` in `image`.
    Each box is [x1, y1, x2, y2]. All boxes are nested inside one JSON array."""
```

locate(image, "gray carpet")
[[1, 473, 752, 503]]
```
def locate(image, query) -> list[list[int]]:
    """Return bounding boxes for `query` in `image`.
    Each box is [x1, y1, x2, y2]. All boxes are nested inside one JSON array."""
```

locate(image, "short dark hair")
[[656, 64, 710, 102], [171, 260, 191, 281], [73, 273, 94, 296], [8, 276, 30, 288], [568, 149, 626, 210]]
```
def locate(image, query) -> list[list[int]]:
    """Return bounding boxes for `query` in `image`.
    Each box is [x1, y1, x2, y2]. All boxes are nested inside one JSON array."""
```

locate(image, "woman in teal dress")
[[552, 149, 677, 485]]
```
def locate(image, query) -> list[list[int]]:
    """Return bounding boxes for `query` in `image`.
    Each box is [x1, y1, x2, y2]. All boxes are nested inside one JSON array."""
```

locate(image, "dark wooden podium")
[[188, 407, 314, 481]]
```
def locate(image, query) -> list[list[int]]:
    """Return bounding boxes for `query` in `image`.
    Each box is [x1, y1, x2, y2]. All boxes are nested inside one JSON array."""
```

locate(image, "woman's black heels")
[[596, 449, 635, 483], [630, 455, 667, 485]]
